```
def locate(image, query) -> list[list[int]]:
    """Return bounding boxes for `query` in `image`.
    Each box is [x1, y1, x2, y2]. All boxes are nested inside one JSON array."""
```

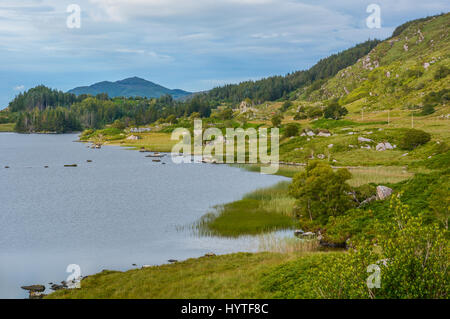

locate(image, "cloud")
[[0, 0, 448, 107], [13, 85, 25, 91]]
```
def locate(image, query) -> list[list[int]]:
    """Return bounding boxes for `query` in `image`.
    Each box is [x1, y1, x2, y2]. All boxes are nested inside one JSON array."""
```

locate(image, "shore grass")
[[115, 132, 177, 153], [0, 123, 15, 132], [46, 251, 342, 299], [197, 199, 296, 237]]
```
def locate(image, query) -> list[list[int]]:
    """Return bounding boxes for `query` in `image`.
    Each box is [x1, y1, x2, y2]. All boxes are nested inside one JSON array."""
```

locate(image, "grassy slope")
[[304, 13, 450, 111], [0, 123, 15, 132], [47, 251, 340, 299]]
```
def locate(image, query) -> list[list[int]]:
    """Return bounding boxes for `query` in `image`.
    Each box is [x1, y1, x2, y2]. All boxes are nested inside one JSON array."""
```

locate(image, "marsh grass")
[[196, 182, 297, 237], [257, 234, 320, 254]]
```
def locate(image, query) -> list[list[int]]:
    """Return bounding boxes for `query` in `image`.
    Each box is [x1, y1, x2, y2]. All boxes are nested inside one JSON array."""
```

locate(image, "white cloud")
[[13, 85, 25, 91]]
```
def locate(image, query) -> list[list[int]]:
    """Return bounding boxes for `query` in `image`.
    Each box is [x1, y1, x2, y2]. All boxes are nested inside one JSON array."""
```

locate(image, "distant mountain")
[[68, 77, 192, 99]]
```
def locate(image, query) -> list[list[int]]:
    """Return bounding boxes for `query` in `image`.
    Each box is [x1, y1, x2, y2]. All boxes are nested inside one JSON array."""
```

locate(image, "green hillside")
[[299, 13, 449, 113]]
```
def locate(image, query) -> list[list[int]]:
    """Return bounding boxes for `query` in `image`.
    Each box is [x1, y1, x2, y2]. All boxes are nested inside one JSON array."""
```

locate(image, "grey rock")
[[376, 186, 393, 200]]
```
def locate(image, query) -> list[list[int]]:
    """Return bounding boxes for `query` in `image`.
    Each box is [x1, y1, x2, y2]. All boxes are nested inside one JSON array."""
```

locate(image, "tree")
[[111, 119, 126, 130], [289, 162, 354, 223], [398, 129, 431, 150], [271, 114, 283, 127], [420, 104, 435, 115], [323, 99, 348, 120], [281, 100, 293, 112], [284, 123, 300, 138], [166, 114, 177, 124]]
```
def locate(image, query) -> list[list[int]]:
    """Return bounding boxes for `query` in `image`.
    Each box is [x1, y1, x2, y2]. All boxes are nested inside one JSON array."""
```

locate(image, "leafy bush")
[[323, 99, 348, 120], [420, 104, 435, 115], [314, 197, 449, 299], [283, 123, 300, 138], [434, 65, 450, 80], [289, 162, 355, 224], [293, 113, 307, 121], [398, 129, 431, 150], [271, 114, 283, 127], [111, 119, 126, 130]]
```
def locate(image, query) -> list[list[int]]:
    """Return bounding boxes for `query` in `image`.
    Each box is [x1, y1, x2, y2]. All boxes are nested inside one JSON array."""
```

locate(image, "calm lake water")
[[0, 133, 287, 298]]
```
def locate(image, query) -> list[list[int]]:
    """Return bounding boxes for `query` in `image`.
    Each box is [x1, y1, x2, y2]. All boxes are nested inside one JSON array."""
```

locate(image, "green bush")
[[398, 129, 431, 150], [314, 197, 448, 299], [420, 104, 435, 115], [283, 123, 300, 138], [323, 99, 348, 120], [293, 113, 307, 120], [289, 161, 355, 224], [271, 114, 283, 127], [434, 65, 450, 80]]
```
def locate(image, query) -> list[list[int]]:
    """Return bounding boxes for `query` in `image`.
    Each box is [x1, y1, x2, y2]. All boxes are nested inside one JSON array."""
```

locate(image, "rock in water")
[[21, 285, 46, 299], [376, 186, 393, 200], [21, 285, 45, 292]]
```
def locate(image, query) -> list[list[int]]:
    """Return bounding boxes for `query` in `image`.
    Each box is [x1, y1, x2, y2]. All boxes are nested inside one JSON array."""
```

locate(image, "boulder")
[[376, 142, 394, 151], [376, 186, 393, 200], [126, 135, 140, 141], [358, 137, 373, 143], [317, 131, 331, 137], [294, 229, 305, 237], [301, 232, 315, 237], [384, 142, 394, 150]]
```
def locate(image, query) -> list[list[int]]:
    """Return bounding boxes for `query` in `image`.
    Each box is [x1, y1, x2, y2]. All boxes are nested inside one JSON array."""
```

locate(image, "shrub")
[[420, 104, 435, 115], [398, 129, 431, 150], [111, 119, 126, 130], [314, 197, 449, 299], [323, 99, 348, 120], [283, 123, 300, 138], [293, 113, 307, 120], [271, 114, 283, 127], [289, 162, 354, 224], [434, 65, 450, 80]]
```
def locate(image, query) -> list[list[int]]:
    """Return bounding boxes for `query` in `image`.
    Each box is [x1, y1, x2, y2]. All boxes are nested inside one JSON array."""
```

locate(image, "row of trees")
[[10, 86, 214, 133], [206, 40, 380, 103]]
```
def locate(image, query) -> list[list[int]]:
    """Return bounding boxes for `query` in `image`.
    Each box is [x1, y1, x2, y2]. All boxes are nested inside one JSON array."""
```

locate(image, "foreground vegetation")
[[48, 195, 448, 299]]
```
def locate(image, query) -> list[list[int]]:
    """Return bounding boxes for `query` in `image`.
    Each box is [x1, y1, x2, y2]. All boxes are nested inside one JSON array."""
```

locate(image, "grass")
[[46, 251, 343, 299], [118, 133, 177, 152], [346, 166, 413, 187], [197, 198, 296, 237], [0, 123, 15, 132]]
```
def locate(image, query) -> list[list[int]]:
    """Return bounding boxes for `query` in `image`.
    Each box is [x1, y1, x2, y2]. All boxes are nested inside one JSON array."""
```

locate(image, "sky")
[[0, 0, 449, 108]]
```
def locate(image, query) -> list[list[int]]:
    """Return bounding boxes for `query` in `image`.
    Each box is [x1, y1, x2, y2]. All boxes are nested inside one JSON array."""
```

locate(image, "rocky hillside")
[[300, 13, 449, 112]]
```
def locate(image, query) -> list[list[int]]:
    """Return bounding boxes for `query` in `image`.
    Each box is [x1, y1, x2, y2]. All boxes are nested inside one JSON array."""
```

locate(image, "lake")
[[0, 133, 287, 298]]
